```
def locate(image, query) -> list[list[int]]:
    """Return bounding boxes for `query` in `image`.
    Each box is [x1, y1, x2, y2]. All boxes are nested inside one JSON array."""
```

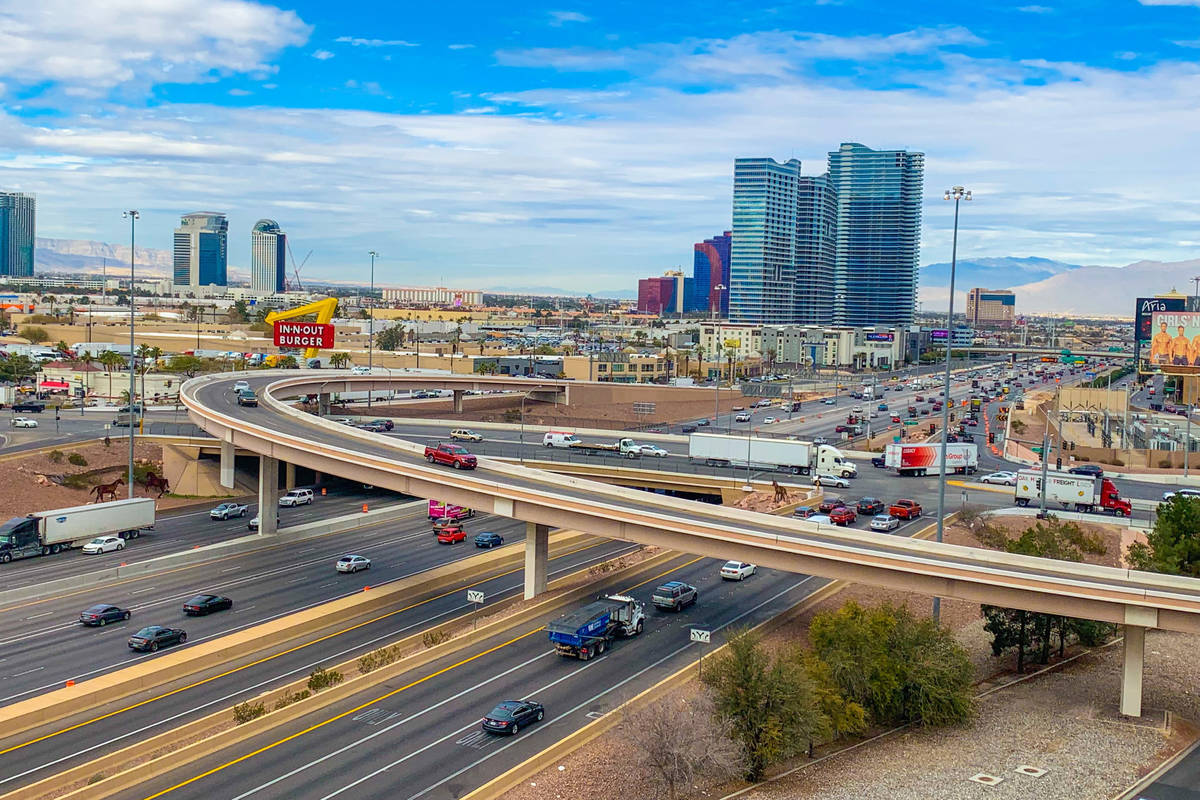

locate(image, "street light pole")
[[933, 185, 971, 625], [367, 251, 378, 409], [122, 210, 139, 499], [1187, 404, 1193, 478]]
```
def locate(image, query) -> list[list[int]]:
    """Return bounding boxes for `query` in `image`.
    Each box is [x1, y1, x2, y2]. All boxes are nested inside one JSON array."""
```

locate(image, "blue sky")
[[2, 0, 1200, 295]]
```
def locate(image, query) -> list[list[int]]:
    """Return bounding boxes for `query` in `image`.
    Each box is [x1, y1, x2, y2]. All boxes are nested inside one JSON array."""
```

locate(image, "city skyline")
[[1, 1, 1198, 291]]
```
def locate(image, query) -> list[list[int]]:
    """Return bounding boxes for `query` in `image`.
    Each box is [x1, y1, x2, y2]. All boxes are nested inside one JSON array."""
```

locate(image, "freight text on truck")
[[1013, 470, 1132, 516]]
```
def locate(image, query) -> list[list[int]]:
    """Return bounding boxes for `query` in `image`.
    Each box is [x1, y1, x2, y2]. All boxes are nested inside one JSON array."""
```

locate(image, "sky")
[[2, 0, 1200, 293]]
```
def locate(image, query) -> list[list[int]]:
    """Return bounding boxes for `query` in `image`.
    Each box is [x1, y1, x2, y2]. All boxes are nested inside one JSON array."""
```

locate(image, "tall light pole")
[[933, 186, 971, 624], [123, 210, 139, 499], [367, 251, 378, 409], [711, 284, 726, 321]]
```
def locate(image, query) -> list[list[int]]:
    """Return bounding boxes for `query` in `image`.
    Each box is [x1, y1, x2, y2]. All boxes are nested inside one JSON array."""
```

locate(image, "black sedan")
[[1069, 464, 1104, 478], [481, 700, 545, 735], [182, 594, 233, 615], [80, 603, 131, 626], [128, 625, 187, 652], [856, 497, 885, 515]]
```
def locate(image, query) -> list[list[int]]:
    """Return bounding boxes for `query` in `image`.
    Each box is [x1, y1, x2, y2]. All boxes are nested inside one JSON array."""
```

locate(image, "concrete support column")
[[318, 393, 331, 416], [452, 389, 464, 413], [1121, 624, 1146, 717], [284, 462, 296, 491], [219, 439, 235, 490], [258, 455, 278, 537], [313, 470, 323, 487], [523, 522, 549, 600]]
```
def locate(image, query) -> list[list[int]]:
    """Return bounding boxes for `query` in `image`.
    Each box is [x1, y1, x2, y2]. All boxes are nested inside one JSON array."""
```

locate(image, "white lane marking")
[[130, 587, 157, 594], [24, 612, 52, 620], [222, 567, 240, 573], [10, 667, 43, 677]]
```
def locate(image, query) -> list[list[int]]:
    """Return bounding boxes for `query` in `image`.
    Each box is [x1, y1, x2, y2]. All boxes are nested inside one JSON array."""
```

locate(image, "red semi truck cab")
[[1098, 478, 1132, 516]]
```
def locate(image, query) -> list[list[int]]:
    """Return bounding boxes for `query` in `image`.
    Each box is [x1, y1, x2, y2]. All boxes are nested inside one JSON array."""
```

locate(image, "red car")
[[436, 525, 467, 544], [889, 499, 923, 520], [818, 497, 846, 513], [891, 415, 901, 423], [828, 506, 857, 526]]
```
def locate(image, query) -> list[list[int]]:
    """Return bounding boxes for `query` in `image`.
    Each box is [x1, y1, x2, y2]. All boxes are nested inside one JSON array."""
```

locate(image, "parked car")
[[818, 496, 846, 513], [1068, 464, 1104, 478], [481, 700, 545, 735], [474, 531, 504, 548], [209, 502, 248, 520], [182, 594, 233, 615], [278, 488, 314, 507], [10, 417, 38, 428], [828, 506, 857, 526], [855, 497, 885, 515], [980, 471, 1017, 486], [79, 603, 131, 626], [336, 554, 372, 573], [651, 581, 698, 611], [870, 514, 900, 532], [805, 513, 834, 525], [450, 429, 483, 442], [813, 474, 849, 489], [793, 506, 820, 518], [82, 535, 125, 554], [719, 561, 757, 581], [128, 625, 186, 652], [888, 499, 923, 520]]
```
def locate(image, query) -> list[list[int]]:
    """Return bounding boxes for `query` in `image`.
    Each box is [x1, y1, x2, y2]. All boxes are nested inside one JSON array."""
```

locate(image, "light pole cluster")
[[123, 210, 139, 499], [367, 250, 378, 408]]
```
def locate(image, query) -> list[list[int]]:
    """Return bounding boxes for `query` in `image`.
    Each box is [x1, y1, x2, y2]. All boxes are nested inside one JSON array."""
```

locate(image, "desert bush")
[[422, 630, 451, 648], [233, 701, 267, 724], [67, 453, 88, 466], [307, 667, 344, 693]]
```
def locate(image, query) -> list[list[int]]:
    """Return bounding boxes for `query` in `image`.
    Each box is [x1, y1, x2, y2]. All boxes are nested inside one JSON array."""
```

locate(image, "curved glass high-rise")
[[173, 212, 228, 287], [730, 158, 801, 324], [251, 219, 287, 293], [0, 192, 35, 278]]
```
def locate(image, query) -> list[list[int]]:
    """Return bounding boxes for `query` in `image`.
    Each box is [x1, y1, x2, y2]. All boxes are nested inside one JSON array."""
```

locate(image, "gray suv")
[[651, 581, 698, 612]]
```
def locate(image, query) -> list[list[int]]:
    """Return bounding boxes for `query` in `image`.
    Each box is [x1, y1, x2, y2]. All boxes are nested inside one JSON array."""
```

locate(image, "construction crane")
[[286, 243, 313, 292]]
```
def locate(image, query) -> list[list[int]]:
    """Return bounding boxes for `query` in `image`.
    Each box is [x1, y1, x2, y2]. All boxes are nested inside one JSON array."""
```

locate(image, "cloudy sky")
[[2, 0, 1199, 291]]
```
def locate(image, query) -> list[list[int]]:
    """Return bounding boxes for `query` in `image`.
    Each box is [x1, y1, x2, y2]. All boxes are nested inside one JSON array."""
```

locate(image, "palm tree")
[[97, 350, 124, 374], [724, 347, 737, 382], [695, 344, 706, 379], [329, 352, 351, 369]]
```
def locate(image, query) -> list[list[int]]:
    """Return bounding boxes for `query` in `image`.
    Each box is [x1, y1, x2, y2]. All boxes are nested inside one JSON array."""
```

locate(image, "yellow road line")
[[945, 480, 1012, 495], [140, 554, 706, 798], [0, 539, 605, 756]]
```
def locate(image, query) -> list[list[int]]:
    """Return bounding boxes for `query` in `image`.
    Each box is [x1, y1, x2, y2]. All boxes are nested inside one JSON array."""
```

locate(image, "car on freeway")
[[980, 471, 1017, 486], [812, 436, 829, 445], [637, 444, 669, 457], [822, 398, 836, 405], [753, 399, 772, 408], [437, 525, 468, 544], [481, 700, 545, 736], [888, 499, 923, 520], [856, 497, 885, 515], [247, 514, 278, 531], [891, 414, 902, 423], [1069, 464, 1104, 478], [871, 456, 886, 468], [792, 506, 820, 519], [818, 496, 846, 513], [424, 443, 478, 470], [358, 421, 389, 432], [209, 502, 248, 520], [651, 581, 698, 611], [236, 389, 258, 407], [336, 554, 372, 573], [720, 561, 757, 581], [232, 380, 250, 394], [813, 474, 849, 489], [696, 418, 710, 426], [963, 417, 977, 426], [681, 424, 697, 433], [734, 413, 751, 423], [450, 428, 483, 442], [1162, 488, 1200, 502], [762, 416, 778, 424], [828, 506, 857, 526], [182, 594, 233, 615], [878, 403, 888, 411], [278, 488, 314, 507], [10, 417, 38, 428], [731, 405, 746, 411], [370, 419, 395, 431], [474, 531, 504, 548], [870, 514, 900, 532], [79, 603, 131, 626], [128, 625, 186, 652], [82, 535, 125, 554], [329, 417, 354, 425], [851, 405, 863, 413]]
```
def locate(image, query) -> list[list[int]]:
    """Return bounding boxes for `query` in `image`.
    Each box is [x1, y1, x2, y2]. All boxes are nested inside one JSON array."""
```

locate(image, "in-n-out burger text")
[[273, 321, 334, 349]]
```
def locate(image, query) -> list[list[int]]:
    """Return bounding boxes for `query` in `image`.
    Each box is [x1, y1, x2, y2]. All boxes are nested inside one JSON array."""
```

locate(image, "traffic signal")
[[988, 432, 995, 444], [1056, 457, 1062, 470]]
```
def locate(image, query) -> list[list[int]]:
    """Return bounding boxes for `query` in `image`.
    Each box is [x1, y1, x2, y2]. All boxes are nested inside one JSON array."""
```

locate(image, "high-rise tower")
[[250, 219, 287, 293], [729, 158, 801, 324], [0, 192, 35, 278], [173, 212, 228, 287]]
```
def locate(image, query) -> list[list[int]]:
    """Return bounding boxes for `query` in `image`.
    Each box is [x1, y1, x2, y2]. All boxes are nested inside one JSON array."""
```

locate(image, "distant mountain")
[[484, 286, 636, 300], [34, 237, 248, 281], [920, 256, 1081, 290], [1003, 259, 1200, 316]]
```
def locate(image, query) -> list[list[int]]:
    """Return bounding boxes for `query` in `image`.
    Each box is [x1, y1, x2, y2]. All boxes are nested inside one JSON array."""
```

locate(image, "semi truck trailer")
[[1013, 469, 1132, 516], [0, 498, 156, 562], [884, 443, 979, 476], [688, 433, 857, 477]]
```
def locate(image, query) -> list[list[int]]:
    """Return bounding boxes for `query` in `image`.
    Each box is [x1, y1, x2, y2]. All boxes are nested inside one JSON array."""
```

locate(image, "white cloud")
[[1140, 0, 1200, 5], [462, 106, 498, 114], [227, 88, 252, 96], [0, 0, 309, 94], [311, 49, 335, 60], [549, 10, 591, 26], [448, 43, 475, 50], [335, 36, 419, 47], [1018, 5, 1054, 12]]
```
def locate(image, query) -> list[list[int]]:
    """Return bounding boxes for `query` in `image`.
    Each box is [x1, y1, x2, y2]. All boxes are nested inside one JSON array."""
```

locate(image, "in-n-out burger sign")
[[273, 321, 334, 349]]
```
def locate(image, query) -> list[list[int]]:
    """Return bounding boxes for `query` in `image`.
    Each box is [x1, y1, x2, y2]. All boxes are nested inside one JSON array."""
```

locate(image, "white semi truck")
[[0, 498, 156, 562], [688, 433, 857, 477], [884, 443, 979, 476]]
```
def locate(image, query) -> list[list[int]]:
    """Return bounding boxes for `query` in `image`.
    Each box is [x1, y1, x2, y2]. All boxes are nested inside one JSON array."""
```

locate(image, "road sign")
[[689, 628, 711, 644], [632, 402, 656, 415], [466, 589, 484, 605], [903, 419, 918, 426]]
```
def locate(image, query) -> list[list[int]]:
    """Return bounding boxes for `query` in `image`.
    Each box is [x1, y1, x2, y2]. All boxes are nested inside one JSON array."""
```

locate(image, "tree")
[[1127, 494, 1200, 577], [97, 349, 126, 374], [0, 354, 34, 383], [619, 693, 743, 800], [376, 326, 404, 351], [228, 299, 250, 324], [19, 325, 48, 344], [163, 355, 206, 378], [474, 360, 498, 375], [702, 628, 827, 781], [329, 352, 351, 369]]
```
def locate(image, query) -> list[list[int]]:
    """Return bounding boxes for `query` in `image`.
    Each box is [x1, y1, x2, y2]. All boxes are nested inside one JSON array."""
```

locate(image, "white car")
[[822, 398, 836, 405], [762, 416, 778, 424], [82, 535, 125, 554], [980, 471, 1017, 486], [336, 554, 371, 573], [734, 413, 751, 423], [232, 380, 250, 394], [279, 489, 314, 507], [637, 444, 669, 458], [11, 417, 38, 428], [813, 474, 849, 488], [870, 514, 900, 532], [351, 366, 372, 375], [1162, 488, 1200, 502], [851, 405, 863, 413], [720, 561, 757, 581]]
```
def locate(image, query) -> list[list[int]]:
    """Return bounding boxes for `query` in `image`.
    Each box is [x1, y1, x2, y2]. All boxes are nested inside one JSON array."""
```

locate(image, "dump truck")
[[547, 594, 645, 660], [688, 433, 857, 477], [0, 498, 156, 563], [884, 443, 978, 476], [1014, 470, 1132, 516]]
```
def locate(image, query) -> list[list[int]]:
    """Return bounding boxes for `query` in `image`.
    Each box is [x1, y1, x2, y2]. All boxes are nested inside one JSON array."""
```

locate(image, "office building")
[[827, 143, 924, 327], [173, 212, 228, 287], [698, 322, 763, 363], [250, 219, 287, 294], [967, 288, 1015, 328], [730, 158, 801, 324], [637, 271, 686, 315], [689, 231, 731, 316], [379, 286, 483, 307], [0, 192, 35, 278], [793, 175, 837, 325]]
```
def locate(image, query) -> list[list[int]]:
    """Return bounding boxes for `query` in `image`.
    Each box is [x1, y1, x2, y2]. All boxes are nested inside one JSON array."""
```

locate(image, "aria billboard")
[[1143, 311, 1200, 375]]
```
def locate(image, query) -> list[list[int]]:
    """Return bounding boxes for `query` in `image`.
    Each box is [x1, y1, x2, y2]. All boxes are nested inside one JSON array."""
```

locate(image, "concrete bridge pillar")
[[285, 462, 296, 491], [524, 522, 549, 600], [1120, 624, 1146, 717], [258, 455, 279, 536], [318, 393, 331, 416], [452, 390, 464, 413], [219, 439, 235, 490]]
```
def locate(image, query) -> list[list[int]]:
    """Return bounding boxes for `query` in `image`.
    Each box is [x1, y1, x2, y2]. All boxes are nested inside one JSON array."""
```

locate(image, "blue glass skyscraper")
[[689, 230, 731, 315], [730, 158, 801, 324], [173, 212, 228, 287], [0, 192, 35, 278]]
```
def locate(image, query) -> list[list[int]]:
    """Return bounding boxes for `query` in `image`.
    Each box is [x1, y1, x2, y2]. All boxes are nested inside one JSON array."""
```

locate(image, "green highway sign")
[[903, 420, 918, 426]]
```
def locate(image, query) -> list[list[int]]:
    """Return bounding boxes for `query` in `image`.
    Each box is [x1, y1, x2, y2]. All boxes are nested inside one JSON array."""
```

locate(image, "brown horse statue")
[[90, 477, 125, 503], [143, 471, 170, 498], [772, 480, 789, 503]]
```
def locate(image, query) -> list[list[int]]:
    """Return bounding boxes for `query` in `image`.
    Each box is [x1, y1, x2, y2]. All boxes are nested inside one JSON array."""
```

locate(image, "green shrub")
[[307, 667, 344, 693], [233, 701, 267, 724], [62, 474, 91, 490], [358, 643, 406, 674], [422, 630, 451, 649], [273, 689, 311, 710], [48, 449, 64, 463], [87, 773, 106, 785], [67, 452, 88, 466]]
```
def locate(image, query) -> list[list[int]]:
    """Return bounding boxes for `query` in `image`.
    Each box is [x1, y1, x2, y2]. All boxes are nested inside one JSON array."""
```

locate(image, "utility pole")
[[367, 250, 377, 409], [122, 210, 139, 499]]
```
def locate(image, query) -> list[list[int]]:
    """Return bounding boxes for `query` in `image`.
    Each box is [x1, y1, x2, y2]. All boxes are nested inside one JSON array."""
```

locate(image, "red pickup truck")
[[424, 443, 478, 470], [888, 499, 922, 519]]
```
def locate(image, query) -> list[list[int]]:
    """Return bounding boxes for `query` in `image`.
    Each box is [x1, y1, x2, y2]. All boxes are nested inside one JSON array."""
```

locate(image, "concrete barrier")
[[0, 530, 594, 743], [19, 547, 678, 800], [0, 501, 425, 606]]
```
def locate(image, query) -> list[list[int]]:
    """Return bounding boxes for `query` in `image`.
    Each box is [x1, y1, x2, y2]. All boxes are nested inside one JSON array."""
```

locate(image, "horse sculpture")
[[772, 480, 789, 503], [143, 471, 170, 498], [90, 477, 125, 503]]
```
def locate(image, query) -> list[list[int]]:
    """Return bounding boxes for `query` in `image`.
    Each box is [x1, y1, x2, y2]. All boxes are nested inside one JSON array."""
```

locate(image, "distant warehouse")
[[381, 286, 482, 308]]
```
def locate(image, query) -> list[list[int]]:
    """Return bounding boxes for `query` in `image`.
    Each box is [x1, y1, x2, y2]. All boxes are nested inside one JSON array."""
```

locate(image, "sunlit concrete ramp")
[[183, 370, 1200, 716]]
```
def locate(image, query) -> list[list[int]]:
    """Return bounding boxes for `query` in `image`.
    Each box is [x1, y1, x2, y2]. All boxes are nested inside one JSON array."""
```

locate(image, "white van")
[[350, 366, 371, 375], [542, 431, 581, 448]]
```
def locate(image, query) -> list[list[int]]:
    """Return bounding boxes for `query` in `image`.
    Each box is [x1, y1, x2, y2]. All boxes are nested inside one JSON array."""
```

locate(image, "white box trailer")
[[0, 498, 156, 562], [688, 433, 857, 477], [884, 443, 978, 476]]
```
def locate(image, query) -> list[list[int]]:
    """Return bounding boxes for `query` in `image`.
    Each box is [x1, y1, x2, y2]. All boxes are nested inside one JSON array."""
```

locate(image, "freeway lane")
[[115, 557, 825, 800], [0, 528, 637, 794]]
